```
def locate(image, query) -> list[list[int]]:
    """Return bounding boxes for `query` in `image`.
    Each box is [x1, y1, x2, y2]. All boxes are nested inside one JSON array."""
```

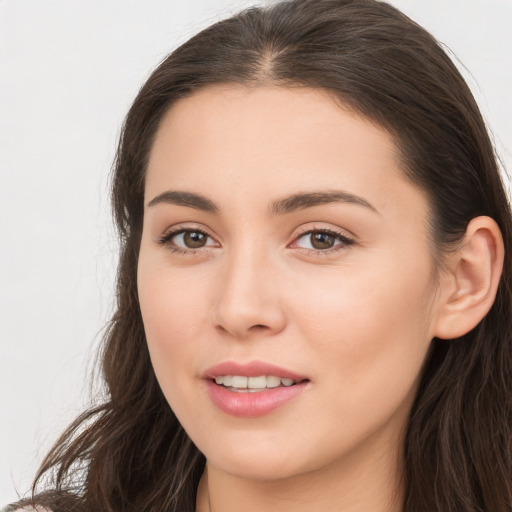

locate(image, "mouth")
[[204, 361, 310, 417], [212, 374, 305, 392]]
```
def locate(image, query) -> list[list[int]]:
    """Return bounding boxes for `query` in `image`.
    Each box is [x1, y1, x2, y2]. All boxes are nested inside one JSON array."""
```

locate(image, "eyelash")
[[158, 226, 217, 256], [293, 227, 355, 255], [157, 226, 355, 256]]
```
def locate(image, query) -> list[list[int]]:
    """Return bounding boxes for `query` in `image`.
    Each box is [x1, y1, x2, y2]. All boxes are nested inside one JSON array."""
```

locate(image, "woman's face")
[[138, 85, 443, 481]]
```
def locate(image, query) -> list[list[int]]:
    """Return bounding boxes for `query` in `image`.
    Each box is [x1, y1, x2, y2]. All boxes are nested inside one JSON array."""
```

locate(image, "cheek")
[[292, 262, 432, 342], [140, 279, 203, 347], [137, 254, 214, 401], [138, 250, 212, 341], [137, 261, 218, 437], [287, 252, 435, 404], [275, 260, 434, 463]]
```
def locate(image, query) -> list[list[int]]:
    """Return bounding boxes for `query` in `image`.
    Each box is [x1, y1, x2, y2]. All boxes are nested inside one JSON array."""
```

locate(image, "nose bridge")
[[212, 236, 286, 338]]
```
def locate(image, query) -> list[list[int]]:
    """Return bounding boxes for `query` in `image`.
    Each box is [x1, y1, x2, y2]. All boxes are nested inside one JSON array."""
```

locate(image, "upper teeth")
[[214, 375, 296, 389]]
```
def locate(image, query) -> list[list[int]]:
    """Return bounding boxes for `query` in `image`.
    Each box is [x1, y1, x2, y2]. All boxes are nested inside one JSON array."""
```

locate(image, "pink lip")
[[204, 361, 310, 418], [204, 360, 308, 381]]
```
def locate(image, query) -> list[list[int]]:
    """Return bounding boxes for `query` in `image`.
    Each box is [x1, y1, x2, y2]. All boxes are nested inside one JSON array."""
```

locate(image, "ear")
[[434, 216, 504, 339]]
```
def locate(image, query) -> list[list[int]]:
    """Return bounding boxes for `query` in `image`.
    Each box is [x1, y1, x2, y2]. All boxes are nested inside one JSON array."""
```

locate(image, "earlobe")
[[434, 216, 504, 340]]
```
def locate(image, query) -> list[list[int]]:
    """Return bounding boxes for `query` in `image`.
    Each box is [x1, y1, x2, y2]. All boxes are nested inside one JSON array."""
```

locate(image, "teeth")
[[231, 376, 248, 388], [213, 375, 298, 390], [266, 375, 281, 388], [248, 376, 267, 388]]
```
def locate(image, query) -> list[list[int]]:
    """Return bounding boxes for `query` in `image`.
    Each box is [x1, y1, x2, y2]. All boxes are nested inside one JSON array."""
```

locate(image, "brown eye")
[[183, 231, 208, 248], [159, 228, 217, 252], [292, 229, 354, 253], [310, 232, 336, 250]]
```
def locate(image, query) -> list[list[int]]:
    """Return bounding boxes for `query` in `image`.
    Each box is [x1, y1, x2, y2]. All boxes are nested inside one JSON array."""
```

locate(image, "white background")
[[1, 0, 511, 505]]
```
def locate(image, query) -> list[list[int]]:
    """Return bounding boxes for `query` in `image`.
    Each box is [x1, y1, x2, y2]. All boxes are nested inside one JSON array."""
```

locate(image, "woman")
[[8, 0, 512, 510]]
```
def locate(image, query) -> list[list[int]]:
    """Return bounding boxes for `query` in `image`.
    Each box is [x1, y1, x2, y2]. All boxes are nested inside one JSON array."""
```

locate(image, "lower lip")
[[205, 380, 308, 418]]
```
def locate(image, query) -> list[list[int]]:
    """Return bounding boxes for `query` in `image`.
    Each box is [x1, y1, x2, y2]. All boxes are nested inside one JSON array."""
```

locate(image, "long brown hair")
[[12, 0, 512, 510]]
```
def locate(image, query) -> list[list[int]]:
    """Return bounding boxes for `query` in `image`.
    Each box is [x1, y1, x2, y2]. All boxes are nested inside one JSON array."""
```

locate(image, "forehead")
[[145, 85, 427, 222]]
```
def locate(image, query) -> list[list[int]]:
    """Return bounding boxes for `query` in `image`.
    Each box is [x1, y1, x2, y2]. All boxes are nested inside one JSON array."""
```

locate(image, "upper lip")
[[204, 361, 309, 382]]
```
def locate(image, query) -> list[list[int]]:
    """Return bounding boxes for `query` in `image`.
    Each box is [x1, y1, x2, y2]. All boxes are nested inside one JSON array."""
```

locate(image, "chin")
[[195, 431, 322, 482], [210, 453, 306, 482]]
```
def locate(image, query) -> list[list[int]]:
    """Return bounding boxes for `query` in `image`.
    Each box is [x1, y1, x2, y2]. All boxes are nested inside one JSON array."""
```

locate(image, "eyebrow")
[[147, 189, 378, 215], [148, 190, 219, 213], [269, 190, 378, 216]]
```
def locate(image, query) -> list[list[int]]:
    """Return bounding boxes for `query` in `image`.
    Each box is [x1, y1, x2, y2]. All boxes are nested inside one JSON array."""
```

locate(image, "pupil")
[[311, 232, 334, 250], [184, 231, 206, 248]]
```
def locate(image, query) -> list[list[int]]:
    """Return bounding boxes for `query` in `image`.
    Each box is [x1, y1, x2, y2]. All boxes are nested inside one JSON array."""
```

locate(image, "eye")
[[292, 229, 354, 253], [158, 228, 218, 253]]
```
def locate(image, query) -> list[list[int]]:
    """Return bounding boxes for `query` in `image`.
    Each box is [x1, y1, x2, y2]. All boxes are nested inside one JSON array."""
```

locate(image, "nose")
[[211, 245, 287, 340]]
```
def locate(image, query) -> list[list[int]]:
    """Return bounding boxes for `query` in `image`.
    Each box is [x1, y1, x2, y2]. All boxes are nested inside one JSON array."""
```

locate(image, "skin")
[[137, 85, 488, 512]]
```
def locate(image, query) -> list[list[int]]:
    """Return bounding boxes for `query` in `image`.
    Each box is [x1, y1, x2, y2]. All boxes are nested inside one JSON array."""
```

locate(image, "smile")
[[214, 375, 296, 391], [204, 361, 309, 417]]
